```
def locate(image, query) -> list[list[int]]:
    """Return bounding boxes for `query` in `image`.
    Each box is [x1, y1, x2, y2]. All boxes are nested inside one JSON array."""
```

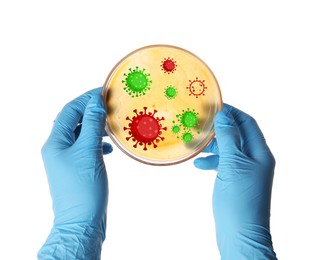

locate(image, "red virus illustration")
[[124, 107, 167, 150], [187, 77, 207, 98], [161, 57, 177, 74]]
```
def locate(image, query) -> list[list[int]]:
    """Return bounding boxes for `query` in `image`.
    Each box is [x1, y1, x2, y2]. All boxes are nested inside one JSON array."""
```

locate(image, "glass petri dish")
[[102, 44, 222, 165]]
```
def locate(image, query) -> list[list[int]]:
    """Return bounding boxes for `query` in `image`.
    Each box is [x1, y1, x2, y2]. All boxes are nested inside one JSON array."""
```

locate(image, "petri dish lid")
[[102, 44, 222, 166]]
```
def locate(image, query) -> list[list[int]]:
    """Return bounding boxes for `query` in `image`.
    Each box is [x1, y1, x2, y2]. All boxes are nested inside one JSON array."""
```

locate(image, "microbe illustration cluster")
[[172, 108, 200, 143], [122, 54, 208, 151]]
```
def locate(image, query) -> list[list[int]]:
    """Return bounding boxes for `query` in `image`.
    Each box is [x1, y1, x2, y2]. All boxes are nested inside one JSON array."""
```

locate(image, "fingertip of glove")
[[215, 108, 235, 127], [193, 155, 219, 171], [85, 95, 106, 114], [102, 142, 113, 155], [102, 128, 109, 137], [193, 158, 207, 170]]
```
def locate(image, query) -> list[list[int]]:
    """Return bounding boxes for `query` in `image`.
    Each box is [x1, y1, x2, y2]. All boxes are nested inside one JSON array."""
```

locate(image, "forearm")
[[37, 224, 105, 260]]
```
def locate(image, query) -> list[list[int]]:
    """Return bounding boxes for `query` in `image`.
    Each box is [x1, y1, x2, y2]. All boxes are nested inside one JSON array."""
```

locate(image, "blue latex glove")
[[38, 88, 113, 259], [194, 104, 277, 259]]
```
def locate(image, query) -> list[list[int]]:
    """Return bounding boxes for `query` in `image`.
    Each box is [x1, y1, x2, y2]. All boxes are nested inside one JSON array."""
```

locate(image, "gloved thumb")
[[194, 154, 219, 170], [76, 94, 106, 147], [214, 107, 241, 155]]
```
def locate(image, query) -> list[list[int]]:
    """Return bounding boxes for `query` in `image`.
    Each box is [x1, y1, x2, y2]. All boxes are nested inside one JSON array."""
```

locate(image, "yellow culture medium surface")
[[102, 45, 222, 165]]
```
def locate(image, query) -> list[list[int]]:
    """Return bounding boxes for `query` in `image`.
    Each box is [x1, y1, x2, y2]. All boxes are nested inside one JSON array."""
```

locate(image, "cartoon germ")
[[187, 77, 207, 98], [124, 107, 167, 150], [164, 85, 178, 99], [177, 108, 200, 129], [172, 109, 200, 143], [122, 67, 152, 98], [161, 57, 177, 74], [182, 132, 193, 143], [172, 124, 181, 134]]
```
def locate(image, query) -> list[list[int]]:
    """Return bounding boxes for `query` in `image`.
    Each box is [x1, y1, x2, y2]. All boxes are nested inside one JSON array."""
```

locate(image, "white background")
[[1, 0, 315, 259]]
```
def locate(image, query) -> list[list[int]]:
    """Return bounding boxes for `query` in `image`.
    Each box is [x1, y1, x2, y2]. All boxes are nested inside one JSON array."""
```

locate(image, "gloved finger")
[[47, 88, 102, 149], [214, 105, 241, 155], [102, 142, 113, 155], [194, 155, 219, 170], [76, 94, 106, 147], [201, 137, 219, 154], [102, 128, 108, 137], [226, 104, 272, 159]]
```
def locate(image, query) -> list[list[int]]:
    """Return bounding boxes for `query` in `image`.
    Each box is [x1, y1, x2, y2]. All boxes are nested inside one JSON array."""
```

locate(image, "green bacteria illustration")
[[122, 66, 152, 98], [164, 85, 178, 100], [172, 108, 200, 143], [171, 124, 181, 134], [177, 108, 200, 130], [182, 132, 194, 143]]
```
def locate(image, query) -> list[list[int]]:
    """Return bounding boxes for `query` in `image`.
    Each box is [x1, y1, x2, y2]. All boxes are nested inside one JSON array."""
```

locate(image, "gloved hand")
[[194, 104, 277, 259], [38, 88, 113, 259]]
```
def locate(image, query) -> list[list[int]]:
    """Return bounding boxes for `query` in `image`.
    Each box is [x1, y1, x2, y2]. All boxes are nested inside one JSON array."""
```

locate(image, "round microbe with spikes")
[[122, 67, 152, 98], [164, 85, 178, 99], [187, 77, 207, 98], [182, 132, 193, 143], [177, 108, 200, 130], [161, 57, 177, 74], [171, 124, 181, 134], [124, 107, 167, 151]]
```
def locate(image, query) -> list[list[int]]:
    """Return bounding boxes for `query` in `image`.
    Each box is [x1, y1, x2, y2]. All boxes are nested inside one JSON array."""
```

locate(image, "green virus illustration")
[[122, 66, 152, 98], [164, 85, 178, 99], [182, 132, 193, 143], [171, 123, 181, 134], [171, 108, 200, 143], [177, 108, 200, 130]]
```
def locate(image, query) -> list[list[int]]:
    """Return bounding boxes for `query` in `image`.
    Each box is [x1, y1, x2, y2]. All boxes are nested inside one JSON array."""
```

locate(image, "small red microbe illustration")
[[161, 57, 177, 74], [187, 77, 207, 98], [124, 107, 167, 150]]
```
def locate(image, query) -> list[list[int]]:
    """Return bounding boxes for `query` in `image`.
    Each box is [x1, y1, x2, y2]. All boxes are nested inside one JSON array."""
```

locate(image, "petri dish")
[[102, 44, 222, 166]]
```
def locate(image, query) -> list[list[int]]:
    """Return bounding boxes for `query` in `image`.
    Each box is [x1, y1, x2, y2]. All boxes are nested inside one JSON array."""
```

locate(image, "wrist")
[[38, 223, 105, 259]]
